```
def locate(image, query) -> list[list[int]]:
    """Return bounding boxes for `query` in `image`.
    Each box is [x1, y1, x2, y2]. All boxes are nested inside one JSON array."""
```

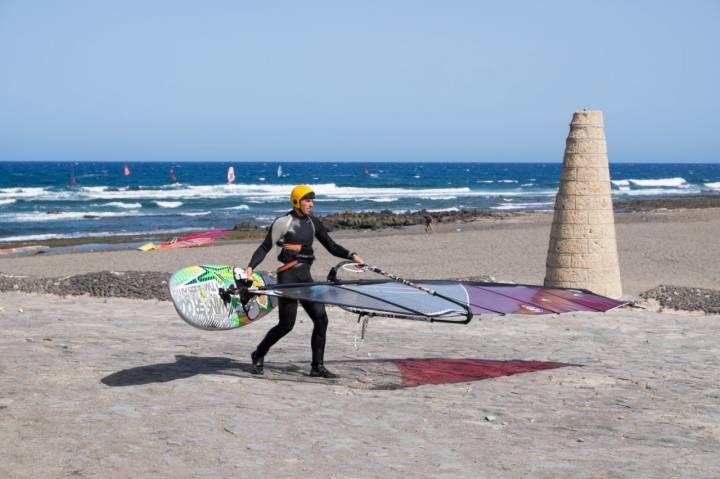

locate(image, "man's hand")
[[245, 267, 253, 278], [351, 254, 364, 264]]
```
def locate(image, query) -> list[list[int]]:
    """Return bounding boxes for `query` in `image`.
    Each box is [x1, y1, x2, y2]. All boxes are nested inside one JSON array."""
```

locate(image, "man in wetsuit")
[[244, 185, 363, 378]]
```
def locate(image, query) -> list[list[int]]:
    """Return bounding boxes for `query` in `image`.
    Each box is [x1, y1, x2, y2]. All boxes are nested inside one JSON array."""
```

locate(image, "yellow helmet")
[[290, 184, 315, 208]]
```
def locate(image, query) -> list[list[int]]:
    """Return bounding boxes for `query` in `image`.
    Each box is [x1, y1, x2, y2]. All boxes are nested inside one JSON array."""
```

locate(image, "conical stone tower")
[[544, 110, 622, 298]]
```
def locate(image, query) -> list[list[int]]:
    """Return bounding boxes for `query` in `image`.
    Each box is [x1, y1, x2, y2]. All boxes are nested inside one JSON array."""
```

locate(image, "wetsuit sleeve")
[[247, 225, 274, 269], [312, 217, 354, 260]]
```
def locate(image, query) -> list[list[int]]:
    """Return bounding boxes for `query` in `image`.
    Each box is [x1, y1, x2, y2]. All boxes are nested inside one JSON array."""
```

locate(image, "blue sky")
[[1, 1, 718, 163]]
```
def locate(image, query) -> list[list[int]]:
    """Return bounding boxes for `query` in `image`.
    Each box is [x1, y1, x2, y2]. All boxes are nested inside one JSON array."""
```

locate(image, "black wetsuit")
[[247, 210, 355, 367]]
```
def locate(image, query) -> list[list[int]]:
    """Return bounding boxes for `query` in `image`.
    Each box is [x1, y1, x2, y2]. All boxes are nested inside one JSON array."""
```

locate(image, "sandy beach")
[[2, 208, 719, 477], [3, 208, 719, 295]]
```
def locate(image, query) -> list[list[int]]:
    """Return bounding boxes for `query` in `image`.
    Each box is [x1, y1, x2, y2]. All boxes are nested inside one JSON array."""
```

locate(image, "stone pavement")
[[1, 292, 718, 478]]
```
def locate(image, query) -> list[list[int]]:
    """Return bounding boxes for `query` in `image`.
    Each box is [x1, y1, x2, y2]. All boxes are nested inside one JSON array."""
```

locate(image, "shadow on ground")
[[102, 355, 577, 390]]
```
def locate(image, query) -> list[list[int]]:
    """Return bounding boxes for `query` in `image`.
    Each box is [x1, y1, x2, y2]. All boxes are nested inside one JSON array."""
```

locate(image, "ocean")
[[1, 161, 719, 243]]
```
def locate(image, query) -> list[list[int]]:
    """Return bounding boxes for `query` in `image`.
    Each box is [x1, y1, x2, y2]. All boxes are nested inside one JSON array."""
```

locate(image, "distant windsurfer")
[[244, 185, 363, 378]]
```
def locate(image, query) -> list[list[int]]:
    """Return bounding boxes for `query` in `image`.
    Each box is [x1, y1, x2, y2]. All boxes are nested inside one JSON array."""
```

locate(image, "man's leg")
[[251, 297, 298, 374], [301, 300, 338, 378]]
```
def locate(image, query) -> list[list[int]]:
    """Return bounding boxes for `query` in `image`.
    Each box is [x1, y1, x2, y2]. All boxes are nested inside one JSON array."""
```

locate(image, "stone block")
[[555, 195, 576, 210], [576, 167, 610, 182], [564, 139, 607, 155], [550, 222, 574, 238], [546, 253, 574, 268], [571, 253, 603, 269], [572, 224, 600, 239], [563, 153, 609, 168], [560, 167, 578, 181], [553, 238, 587, 254], [552, 209, 587, 224], [571, 110, 604, 126], [575, 195, 612, 210], [567, 128, 606, 140], [557, 268, 589, 283], [561, 181, 610, 196]]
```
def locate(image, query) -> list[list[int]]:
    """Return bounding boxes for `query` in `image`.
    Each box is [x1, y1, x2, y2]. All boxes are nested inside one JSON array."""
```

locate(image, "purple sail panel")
[[463, 285, 556, 315], [480, 286, 602, 314], [463, 284, 623, 315], [539, 288, 625, 312]]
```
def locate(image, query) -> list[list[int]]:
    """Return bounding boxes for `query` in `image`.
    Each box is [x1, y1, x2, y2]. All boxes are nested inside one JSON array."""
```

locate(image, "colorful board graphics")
[[169, 265, 276, 330]]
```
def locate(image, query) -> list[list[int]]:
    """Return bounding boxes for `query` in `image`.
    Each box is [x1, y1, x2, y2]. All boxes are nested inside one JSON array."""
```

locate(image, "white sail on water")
[[277, 165, 283, 177], [227, 166, 235, 184]]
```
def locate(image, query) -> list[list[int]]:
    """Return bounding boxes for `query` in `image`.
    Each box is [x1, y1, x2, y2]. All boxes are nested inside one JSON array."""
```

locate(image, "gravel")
[[0, 271, 171, 301], [639, 285, 720, 314]]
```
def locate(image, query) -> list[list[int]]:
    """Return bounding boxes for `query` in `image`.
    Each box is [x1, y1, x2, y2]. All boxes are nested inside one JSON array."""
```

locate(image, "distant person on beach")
[[424, 214, 434, 235], [244, 184, 364, 378]]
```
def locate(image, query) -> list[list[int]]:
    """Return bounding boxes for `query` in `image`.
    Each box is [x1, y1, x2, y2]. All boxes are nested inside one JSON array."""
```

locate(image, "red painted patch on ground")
[[392, 358, 573, 387]]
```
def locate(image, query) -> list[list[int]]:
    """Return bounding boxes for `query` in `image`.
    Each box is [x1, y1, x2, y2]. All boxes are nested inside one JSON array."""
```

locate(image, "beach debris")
[[485, 415, 496, 422], [18, 308, 23, 313]]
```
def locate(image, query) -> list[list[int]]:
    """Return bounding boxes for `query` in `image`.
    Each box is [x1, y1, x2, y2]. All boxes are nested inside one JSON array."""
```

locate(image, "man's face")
[[298, 197, 313, 215]]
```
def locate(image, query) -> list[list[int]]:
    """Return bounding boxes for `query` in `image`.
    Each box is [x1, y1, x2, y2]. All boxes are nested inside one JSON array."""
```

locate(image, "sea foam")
[[612, 177, 687, 188]]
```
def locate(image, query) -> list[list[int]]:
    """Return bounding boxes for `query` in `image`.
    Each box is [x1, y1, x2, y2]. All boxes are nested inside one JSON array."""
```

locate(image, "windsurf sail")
[[123, 164, 131, 176], [277, 165, 283, 177], [176, 229, 230, 242], [169, 167, 178, 184], [227, 166, 235, 184], [140, 230, 229, 252], [154, 237, 214, 250], [235, 262, 625, 323]]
